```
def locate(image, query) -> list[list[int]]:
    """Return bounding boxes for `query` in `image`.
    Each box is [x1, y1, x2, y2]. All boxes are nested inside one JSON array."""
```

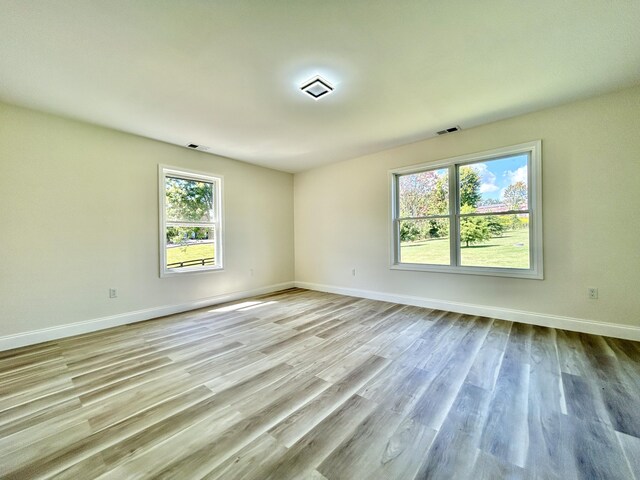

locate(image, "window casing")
[[159, 166, 223, 276], [390, 141, 543, 279]]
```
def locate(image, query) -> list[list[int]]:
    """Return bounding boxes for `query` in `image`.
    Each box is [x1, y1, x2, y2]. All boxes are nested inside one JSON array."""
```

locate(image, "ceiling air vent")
[[436, 126, 461, 135], [186, 144, 210, 151]]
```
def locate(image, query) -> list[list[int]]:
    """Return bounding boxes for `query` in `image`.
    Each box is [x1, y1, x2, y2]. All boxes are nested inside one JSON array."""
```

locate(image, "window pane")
[[399, 219, 450, 265], [460, 213, 529, 269], [166, 176, 214, 222], [166, 226, 216, 270], [459, 154, 529, 213], [398, 168, 448, 217]]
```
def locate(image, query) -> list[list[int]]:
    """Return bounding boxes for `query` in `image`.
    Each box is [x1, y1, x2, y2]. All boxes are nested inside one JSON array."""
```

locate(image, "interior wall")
[[294, 85, 640, 331], [0, 102, 294, 339]]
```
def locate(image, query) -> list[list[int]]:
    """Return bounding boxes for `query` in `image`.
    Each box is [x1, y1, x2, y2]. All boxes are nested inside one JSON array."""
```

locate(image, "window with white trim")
[[390, 141, 543, 279], [159, 166, 223, 276]]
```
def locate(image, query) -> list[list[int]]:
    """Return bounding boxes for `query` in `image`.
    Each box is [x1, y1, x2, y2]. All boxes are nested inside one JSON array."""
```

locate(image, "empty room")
[[1, 1, 640, 479]]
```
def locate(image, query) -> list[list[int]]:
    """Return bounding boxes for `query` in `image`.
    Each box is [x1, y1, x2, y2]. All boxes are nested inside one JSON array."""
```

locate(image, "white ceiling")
[[1, 1, 639, 173]]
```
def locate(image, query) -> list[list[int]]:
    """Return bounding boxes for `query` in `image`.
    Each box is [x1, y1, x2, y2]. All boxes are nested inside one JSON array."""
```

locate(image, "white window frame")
[[159, 165, 224, 277], [390, 140, 543, 279]]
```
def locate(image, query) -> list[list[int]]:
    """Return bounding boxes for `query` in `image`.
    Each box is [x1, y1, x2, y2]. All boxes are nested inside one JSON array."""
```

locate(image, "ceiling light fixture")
[[300, 75, 334, 100]]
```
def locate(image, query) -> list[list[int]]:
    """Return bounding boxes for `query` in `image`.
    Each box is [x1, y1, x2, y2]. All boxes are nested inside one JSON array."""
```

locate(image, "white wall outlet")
[[352, 268, 356, 276], [250, 268, 254, 277], [109, 288, 117, 299], [588, 287, 598, 300]]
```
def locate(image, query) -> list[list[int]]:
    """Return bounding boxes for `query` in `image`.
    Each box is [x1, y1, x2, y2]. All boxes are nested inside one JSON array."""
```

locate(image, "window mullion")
[[397, 215, 451, 221], [166, 221, 215, 228], [458, 209, 530, 218], [449, 164, 459, 267]]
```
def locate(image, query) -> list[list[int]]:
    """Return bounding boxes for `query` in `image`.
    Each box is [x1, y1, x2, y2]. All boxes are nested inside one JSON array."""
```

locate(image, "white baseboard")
[[295, 281, 640, 342], [4, 280, 637, 352], [0, 282, 295, 352]]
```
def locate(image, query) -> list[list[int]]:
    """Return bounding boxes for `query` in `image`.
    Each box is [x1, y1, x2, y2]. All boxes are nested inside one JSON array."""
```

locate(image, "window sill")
[[390, 262, 543, 280], [160, 265, 224, 278]]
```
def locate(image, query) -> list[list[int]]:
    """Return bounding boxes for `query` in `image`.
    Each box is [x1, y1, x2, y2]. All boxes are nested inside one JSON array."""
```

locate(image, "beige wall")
[[2, 85, 639, 343], [0, 102, 294, 338], [294, 85, 640, 329]]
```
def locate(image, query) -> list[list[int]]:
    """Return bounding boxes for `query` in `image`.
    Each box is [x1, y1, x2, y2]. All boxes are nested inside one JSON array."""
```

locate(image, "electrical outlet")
[[250, 268, 254, 277], [588, 287, 598, 300], [109, 288, 117, 299], [352, 268, 356, 276]]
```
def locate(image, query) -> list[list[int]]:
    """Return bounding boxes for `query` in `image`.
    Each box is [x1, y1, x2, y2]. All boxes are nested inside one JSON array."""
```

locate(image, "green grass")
[[400, 227, 530, 268], [166, 242, 215, 268]]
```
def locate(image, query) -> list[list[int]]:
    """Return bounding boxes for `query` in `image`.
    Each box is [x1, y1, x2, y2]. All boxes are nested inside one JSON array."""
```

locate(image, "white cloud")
[[471, 163, 490, 176], [505, 166, 527, 185], [471, 163, 499, 194], [480, 183, 499, 193]]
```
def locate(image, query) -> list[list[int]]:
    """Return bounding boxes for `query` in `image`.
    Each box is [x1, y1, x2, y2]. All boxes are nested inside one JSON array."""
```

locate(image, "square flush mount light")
[[300, 75, 334, 100]]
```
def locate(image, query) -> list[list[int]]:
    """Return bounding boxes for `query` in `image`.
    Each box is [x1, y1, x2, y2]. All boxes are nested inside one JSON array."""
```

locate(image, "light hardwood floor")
[[1, 288, 639, 479]]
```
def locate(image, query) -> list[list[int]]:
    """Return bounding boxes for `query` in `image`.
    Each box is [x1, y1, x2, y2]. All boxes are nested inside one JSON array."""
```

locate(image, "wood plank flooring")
[[1, 288, 639, 479]]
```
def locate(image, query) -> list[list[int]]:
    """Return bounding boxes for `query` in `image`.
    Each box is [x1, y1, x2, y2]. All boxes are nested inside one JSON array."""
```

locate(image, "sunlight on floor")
[[239, 301, 278, 311], [209, 300, 278, 313]]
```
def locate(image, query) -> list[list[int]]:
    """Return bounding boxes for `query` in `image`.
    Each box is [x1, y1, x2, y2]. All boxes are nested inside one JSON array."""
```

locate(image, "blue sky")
[[470, 153, 528, 201]]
